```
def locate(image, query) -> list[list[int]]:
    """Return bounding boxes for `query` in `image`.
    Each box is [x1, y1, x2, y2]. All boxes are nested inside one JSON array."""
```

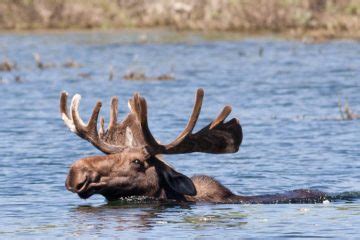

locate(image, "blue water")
[[0, 30, 359, 238]]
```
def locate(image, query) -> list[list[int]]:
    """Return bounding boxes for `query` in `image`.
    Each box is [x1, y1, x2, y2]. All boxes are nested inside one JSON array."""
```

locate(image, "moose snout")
[[65, 166, 102, 194], [65, 169, 88, 193]]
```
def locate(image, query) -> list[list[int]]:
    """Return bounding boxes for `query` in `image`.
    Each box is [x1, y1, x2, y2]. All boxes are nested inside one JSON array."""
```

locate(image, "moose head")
[[61, 89, 243, 201]]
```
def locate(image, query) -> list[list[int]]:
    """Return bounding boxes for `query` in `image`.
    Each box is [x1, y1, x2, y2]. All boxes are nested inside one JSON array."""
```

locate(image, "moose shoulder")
[[60, 88, 327, 204]]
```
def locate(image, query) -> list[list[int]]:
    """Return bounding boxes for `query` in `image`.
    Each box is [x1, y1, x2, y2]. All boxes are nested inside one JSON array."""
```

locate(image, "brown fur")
[[186, 175, 235, 202], [65, 152, 327, 203]]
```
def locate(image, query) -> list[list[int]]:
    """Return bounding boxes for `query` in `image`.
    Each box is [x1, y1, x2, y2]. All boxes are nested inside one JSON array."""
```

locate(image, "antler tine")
[[70, 94, 89, 133], [165, 88, 204, 148], [127, 92, 139, 120], [108, 96, 118, 131], [63, 93, 127, 154], [70, 93, 103, 139], [87, 101, 102, 131], [209, 105, 232, 129], [60, 91, 77, 133], [60, 91, 69, 118], [99, 116, 105, 138], [138, 94, 161, 149], [128, 92, 161, 150]]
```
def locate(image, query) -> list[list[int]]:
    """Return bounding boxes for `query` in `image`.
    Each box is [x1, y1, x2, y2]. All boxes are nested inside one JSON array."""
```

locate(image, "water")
[[0, 30, 359, 238]]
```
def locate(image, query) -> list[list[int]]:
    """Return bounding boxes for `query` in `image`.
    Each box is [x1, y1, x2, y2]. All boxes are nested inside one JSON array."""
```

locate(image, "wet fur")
[[66, 154, 327, 204], [187, 175, 327, 204]]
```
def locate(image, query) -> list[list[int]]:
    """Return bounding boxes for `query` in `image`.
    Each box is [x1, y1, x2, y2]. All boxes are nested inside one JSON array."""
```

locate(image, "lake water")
[[0, 30, 359, 239]]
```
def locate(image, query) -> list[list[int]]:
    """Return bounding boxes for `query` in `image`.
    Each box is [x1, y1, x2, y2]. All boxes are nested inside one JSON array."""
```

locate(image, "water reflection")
[[68, 199, 252, 235], [70, 199, 192, 233], [183, 211, 248, 230]]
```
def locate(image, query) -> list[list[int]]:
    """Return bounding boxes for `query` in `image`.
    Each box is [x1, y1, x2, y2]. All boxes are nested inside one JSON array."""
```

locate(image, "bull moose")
[[61, 88, 327, 204]]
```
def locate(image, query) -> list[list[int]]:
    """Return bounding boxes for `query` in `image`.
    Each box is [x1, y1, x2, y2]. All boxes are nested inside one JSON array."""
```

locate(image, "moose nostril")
[[75, 175, 88, 192], [91, 172, 101, 183]]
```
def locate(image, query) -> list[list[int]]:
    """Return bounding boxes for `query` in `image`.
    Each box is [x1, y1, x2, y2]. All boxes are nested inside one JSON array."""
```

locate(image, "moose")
[[61, 88, 327, 204]]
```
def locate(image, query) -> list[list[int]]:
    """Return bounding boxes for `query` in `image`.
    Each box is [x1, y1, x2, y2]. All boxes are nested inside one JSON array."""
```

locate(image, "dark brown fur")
[[65, 152, 327, 203]]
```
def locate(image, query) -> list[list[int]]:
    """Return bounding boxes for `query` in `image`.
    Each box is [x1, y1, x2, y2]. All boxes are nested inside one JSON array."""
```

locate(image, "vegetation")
[[338, 99, 360, 120], [0, 0, 359, 39]]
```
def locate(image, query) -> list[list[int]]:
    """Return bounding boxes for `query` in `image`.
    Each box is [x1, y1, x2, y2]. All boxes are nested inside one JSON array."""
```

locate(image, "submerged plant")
[[338, 98, 360, 120]]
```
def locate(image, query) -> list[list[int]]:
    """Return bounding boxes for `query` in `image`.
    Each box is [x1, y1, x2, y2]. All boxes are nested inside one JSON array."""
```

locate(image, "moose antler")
[[130, 89, 243, 155], [60, 88, 242, 155], [60, 92, 124, 153]]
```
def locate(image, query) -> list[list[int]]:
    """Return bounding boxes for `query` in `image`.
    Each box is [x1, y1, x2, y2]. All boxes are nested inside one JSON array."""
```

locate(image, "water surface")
[[0, 30, 359, 238]]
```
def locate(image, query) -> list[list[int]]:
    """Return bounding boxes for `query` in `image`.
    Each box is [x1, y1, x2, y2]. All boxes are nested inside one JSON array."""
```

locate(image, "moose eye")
[[132, 159, 142, 165]]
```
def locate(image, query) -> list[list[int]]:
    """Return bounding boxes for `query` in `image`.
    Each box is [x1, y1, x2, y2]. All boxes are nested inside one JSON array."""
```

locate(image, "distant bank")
[[0, 0, 359, 41]]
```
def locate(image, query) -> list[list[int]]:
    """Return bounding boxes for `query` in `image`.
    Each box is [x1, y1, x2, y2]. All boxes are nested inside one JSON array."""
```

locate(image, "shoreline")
[[0, 0, 359, 42], [0, 27, 359, 43]]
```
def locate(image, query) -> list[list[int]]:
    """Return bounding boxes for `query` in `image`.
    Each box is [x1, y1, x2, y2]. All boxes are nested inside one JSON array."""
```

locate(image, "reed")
[[0, 0, 359, 39]]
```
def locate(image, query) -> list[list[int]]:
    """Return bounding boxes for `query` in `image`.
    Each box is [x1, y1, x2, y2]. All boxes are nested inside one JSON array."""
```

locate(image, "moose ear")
[[161, 166, 197, 196]]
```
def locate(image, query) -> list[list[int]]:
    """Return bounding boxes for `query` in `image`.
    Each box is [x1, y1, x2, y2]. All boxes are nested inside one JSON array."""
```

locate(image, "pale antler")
[[60, 92, 127, 154]]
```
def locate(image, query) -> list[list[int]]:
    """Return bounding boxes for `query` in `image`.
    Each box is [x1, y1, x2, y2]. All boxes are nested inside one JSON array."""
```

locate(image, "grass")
[[0, 0, 359, 40]]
